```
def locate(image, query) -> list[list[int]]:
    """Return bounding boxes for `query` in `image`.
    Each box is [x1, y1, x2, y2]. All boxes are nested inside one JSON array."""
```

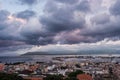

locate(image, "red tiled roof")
[[0, 64, 4, 71], [77, 74, 93, 80]]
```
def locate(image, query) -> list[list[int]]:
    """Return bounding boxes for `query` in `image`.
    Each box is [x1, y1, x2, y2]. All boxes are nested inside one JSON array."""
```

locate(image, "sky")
[[0, 0, 120, 56]]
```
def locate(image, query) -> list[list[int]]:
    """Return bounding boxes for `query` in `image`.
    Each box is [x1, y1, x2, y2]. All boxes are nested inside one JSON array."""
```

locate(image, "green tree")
[[68, 70, 84, 78], [0, 73, 24, 80], [64, 77, 78, 80], [43, 74, 63, 80]]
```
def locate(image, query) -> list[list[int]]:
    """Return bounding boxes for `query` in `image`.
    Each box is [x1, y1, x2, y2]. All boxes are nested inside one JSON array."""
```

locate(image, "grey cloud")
[[21, 32, 54, 45], [76, 0, 90, 12], [37, 37, 54, 45], [16, 10, 36, 20], [0, 10, 10, 21], [38, 0, 91, 44], [0, 10, 10, 30], [19, 0, 38, 5], [20, 24, 55, 45], [0, 40, 25, 47], [110, 0, 120, 16], [0, 23, 9, 30], [54, 0, 78, 4], [1, 0, 120, 48], [0, 9, 39, 48], [82, 16, 120, 42], [91, 13, 110, 24], [0, 10, 27, 47], [53, 30, 97, 44], [21, 31, 43, 45], [40, 1, 86, 33], [40, 14, 85, 33], [43, 1, 58, 13], [0, 45, 32, 52]]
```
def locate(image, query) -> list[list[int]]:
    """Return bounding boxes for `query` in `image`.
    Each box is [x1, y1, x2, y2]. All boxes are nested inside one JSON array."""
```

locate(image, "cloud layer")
[[0, 0, 120, 51]]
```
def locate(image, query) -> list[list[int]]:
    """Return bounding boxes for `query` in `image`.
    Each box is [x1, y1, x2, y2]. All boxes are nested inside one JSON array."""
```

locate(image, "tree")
[[68, 70, 84, 78], [18, 70, 33, 75], [64, 77, 78, 80], [43, 70, 84, 80], [0, 73, 24, 80], [43, 74, 63, 80]]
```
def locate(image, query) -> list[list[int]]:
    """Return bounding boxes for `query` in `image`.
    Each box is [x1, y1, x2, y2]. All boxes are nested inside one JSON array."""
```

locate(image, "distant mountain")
[[21, 49, 120, 56], [21, 52, 50, 56], [21, 52, 76, 56]]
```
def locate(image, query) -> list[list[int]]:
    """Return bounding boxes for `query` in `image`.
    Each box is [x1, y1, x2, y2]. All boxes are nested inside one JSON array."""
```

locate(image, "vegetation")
[[68, 70, 84, 78], [43, 74, 63, 80], [64, 77, 78, 80], [0, 73, 24, 80], [43, 70, 84, 80]]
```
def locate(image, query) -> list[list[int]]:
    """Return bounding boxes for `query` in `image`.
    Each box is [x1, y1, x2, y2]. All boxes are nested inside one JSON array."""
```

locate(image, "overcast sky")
[[0, 0, 120, 56]]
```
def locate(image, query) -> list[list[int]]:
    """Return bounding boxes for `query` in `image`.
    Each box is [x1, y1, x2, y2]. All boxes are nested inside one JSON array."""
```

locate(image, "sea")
[[0, 54, 120, 63]]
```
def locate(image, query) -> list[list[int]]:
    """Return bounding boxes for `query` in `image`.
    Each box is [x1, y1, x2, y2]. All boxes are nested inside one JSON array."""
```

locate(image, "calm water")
[[0, 54, 120, 63], [0, 56, 32, 63]]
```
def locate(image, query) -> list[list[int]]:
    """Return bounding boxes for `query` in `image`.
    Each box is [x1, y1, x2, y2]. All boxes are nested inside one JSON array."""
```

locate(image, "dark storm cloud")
[[16, 10, 36, 20], [20, 26, 55, 45], [21, 31, 43, 45], [0, 10, 26, 47], [38, 0, 91, 44], [79, 0, 120, 42], [21, 34, 53, 46], [0, 45, 32, 52], [19, 0, 86, 45], [37, 37, 54, 45], [1, 0, 120, 48], [0, 40, 25, 47], [110, 0, 120, 16], [0, 29, 26, 47], [2, 0, 120, 56], [19, 0, 38, 5], [40, 14, 85, 33], [81, 16, 120, 42], [40, 0, 86, 33], [37, 0, 90, 44]]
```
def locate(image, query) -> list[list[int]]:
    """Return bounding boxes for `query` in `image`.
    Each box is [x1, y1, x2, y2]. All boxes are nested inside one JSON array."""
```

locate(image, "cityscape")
[[0, 54, 120, 80], [0, 0, 120, 80]]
